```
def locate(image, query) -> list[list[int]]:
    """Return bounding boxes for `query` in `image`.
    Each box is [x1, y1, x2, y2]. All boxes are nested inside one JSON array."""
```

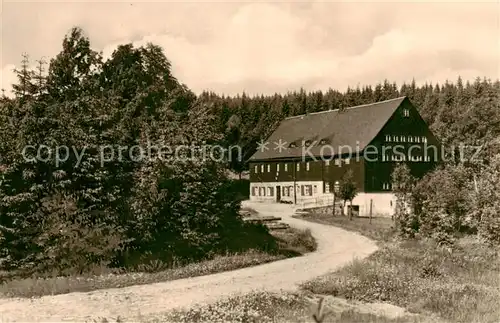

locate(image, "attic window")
[[403, 108, 410, 117], [289, 142, 297, 148], [320, 138, 330, 145], [304, 140, 312, 147]]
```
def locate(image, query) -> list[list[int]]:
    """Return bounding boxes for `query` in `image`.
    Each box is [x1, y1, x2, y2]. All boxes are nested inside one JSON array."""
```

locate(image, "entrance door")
[[276, 185, 281, 202]]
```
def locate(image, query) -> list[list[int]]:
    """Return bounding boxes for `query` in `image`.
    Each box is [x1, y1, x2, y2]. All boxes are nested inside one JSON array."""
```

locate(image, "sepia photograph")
[[0, 0, 499, 322]]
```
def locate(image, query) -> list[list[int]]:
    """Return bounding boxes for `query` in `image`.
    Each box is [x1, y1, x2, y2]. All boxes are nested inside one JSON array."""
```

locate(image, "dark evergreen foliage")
[[0, 26, 499, 276]]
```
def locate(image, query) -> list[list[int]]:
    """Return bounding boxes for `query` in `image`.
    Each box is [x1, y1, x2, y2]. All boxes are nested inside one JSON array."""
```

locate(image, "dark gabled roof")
[[250, 96, 407, 161]]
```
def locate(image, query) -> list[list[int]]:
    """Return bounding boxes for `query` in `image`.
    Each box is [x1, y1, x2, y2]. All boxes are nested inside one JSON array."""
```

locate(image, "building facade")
[[248, 97, 441, 216]]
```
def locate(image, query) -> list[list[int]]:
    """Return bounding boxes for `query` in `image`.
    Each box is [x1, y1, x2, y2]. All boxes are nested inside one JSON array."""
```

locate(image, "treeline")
[[204, 75, 500, 175], [0, 28, 276, 277]]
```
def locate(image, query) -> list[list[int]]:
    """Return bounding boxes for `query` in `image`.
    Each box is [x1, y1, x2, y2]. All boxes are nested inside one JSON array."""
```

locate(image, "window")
[[260, 164, 264, 173], [268, 187, 274, 196], [284, 163, 288, 172], [344, 158, 350, 165], [335, 158, 341, 166], [254, 165, 258, 173], [408, 136, 413, 143], [385, 135, 390, 142], [296, 163, 300, 171], [403, 108, 410, 117], [313, 185, 318, 194], [416, 136, 420, 143], [422, 137, 427, 143], [277, 164, 280, 172], [325, 160, 330, 166], [267, 164, 270, 172], [304, 140, 312, 147], [304, 185, 312, 196], [401, 135, 406, 142], [394, 135, 399, 142], [306, 162, 310, 171], [325, 182, 331, 193], [252, 187, 256, 196]]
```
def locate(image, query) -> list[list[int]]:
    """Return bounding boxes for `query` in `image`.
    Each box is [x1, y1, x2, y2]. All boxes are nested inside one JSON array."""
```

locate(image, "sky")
[[1, 0, 499, 97]]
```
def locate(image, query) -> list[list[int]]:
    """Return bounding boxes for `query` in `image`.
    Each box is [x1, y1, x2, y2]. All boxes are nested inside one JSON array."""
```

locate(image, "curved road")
[[0, 202, 378, 322]]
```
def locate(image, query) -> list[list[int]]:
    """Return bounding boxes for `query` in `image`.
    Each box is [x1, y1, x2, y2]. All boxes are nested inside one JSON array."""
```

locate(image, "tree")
[[469, 141, 500, 244], [338, 170, 358, 220], [11, 53, 38, 98], [391, 163, 417, 237]]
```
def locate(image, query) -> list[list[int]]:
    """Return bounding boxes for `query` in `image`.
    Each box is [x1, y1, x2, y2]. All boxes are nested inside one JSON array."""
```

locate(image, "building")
[[248, 96, 441, 216]]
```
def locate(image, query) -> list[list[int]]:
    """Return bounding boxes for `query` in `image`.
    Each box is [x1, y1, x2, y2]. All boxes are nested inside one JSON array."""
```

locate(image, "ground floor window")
[[301, 185, 313, 196], [268, 187, 274, 196], [252, 187, 256, 196]]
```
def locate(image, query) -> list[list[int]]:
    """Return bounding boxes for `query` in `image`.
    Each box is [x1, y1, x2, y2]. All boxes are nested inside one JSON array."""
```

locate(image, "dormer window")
[[289, 142, 297, 148], [403, 108, 410, 117]]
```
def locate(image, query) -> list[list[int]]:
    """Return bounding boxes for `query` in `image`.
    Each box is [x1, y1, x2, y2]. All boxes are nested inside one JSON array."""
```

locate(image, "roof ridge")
[[284, 96, 407, 120]]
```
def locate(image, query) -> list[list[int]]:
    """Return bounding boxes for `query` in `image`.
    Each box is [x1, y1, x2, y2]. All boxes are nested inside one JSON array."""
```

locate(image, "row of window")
[[251, 185, 318, 197], [385, 135, 428, 143], [254, 159, 351, 174], [382, 154, 432, 162]]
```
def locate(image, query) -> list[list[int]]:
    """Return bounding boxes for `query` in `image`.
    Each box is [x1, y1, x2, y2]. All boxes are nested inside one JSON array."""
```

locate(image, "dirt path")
[[0, 202, 378, 322]]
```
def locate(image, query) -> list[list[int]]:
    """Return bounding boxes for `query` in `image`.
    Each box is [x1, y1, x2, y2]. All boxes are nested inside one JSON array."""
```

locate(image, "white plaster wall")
[[250, 181, 324, 203], [250, 182, 397, 218], [349, 192, 397, 217]]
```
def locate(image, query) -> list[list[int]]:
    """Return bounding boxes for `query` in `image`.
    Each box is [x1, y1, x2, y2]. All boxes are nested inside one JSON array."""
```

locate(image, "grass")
[[0, 227, 316, 298], [129, 292, 425, 323], [295, 211, 396, 243], [297, 212, 500, 323], [160, 291, 310, 323]]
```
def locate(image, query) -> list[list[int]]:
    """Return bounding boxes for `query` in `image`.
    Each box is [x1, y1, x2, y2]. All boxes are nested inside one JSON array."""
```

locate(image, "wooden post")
[[369, 199, 373, 224], [332, 190, 335, 216]]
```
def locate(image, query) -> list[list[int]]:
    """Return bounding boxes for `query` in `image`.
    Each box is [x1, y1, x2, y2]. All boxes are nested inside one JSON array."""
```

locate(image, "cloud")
[[1, 1, 499, 97], [1, 65, 16, 97]]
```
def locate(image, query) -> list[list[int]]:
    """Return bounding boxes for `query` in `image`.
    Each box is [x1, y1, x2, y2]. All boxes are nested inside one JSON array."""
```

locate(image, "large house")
[[248, 96, 441, 216]]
